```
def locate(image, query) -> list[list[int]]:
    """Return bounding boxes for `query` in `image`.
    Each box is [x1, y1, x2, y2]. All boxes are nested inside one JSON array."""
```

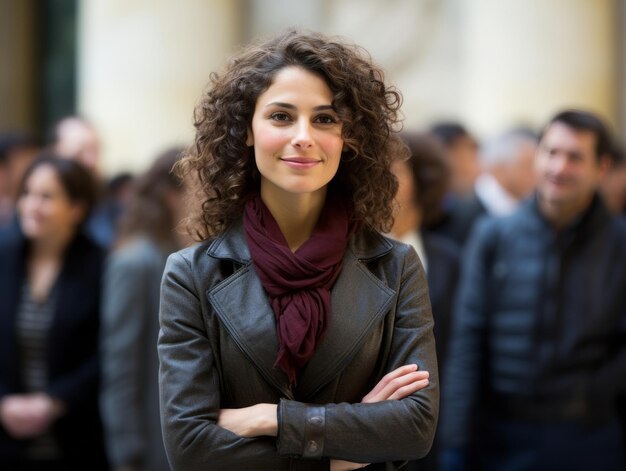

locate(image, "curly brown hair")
[[178, 29, 406, 240]]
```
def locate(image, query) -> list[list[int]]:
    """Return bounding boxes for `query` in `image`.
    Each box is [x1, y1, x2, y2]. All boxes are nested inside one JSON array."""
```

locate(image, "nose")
[[291, 119, 314, 148], [550, 153, 568, 174]]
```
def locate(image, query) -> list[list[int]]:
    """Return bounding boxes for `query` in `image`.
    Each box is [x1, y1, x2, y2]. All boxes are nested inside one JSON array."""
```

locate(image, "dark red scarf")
[[243, 193, 355, 384]]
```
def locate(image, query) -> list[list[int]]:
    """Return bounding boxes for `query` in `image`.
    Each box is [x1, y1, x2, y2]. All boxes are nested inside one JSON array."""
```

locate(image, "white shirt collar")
[[475, 172, 518, 216]]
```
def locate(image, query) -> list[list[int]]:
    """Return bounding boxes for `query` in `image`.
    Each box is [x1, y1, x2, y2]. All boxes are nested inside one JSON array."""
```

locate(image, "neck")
[[260, 186, 327, 252], [538, 194, 593, 231], [29, 231, 74, 260]]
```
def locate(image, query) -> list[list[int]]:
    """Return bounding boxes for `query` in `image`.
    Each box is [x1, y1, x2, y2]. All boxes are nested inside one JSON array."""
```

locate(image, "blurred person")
[[0, 154, 108, 470], [431, 128, 537, 246], [389, 132, 461, 471], [50, 116, 115, 248], [429, 122, 480, 199], [389, 131, 460, 371], [99, 148, 187, 471], [475, 127, 538, 214], [159, 30, 438, 470], [0, 132, 39, 228], [51, 116, 101, 175], [440, 110, 626, 471], [599, 141, 626, 215]]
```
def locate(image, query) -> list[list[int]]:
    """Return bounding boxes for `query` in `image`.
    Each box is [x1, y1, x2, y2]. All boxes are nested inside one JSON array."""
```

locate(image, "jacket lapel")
[[297, 247, 396, 399], [208, 264, 293, 398], [207, 221, 293, 398], [205, 222, 396, 400]]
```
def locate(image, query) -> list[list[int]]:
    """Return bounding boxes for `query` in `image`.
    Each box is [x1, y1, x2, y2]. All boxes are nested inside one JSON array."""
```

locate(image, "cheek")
[[252, 124, 287, 153], [318, 134, 344, 159]]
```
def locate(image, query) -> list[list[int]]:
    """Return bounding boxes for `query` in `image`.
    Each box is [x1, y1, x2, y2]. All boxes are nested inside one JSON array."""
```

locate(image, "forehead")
[[25, 164, 62, 188], [541, 122, 597, 153], [257, 66, 333, 104]]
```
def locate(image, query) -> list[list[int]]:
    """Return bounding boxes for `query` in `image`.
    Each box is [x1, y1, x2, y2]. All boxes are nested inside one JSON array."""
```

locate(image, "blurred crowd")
[[0, 109, 625, 470]]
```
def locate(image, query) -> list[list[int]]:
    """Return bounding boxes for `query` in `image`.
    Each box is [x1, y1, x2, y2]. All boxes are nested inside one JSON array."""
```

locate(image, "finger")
[[363, 370, 429, 403], [365, 364, 418, 398], [373, 371, 427, 401], [387, 378, 430, 400]]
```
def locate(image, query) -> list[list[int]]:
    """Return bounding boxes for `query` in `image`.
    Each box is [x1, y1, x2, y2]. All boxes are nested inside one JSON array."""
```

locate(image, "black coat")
[[441, 195, 626, 448], [158, 220, 439, 470], [0, 230, 108, 468]]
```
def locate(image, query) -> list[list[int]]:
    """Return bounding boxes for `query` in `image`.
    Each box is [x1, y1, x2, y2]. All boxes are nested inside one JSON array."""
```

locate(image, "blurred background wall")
[[1, 0, 624, 176]]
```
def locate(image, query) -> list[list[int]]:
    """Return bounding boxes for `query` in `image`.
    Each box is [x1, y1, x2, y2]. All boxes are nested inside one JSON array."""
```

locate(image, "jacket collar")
[[206, 217, 394, 264], [205, 218, 396, 399]]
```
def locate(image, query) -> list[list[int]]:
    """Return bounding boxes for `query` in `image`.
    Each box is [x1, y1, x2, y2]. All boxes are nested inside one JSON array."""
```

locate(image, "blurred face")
[[449, 135, 480, 196], [55, 120, 101, 174], [18, 165, 84, 242], [247, 66, 344, 205], [507, 140, 537, 199], [535, 122, 608, 215]]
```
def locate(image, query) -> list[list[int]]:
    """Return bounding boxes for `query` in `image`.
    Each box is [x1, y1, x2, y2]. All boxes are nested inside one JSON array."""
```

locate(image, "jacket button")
[[307, 440, 319, 453], [309, 416, 323, 426]]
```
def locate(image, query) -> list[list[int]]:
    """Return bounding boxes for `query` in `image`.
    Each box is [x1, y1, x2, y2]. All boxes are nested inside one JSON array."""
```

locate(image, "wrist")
[[256, 403, 278, 436]]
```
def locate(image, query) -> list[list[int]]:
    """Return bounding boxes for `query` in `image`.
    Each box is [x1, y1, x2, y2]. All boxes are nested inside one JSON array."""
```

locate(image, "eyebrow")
[[265, 102, 336, 112]]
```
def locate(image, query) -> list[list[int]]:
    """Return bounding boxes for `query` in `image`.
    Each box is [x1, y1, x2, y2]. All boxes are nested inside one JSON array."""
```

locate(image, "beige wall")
[[78, 0, 243, 176], [75, 0, 621, 175], [461, 0, 617, 137]]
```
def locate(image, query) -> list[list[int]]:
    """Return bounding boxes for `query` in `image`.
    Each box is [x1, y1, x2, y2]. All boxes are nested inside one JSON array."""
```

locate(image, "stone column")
[[78, 0, 243, 175], [462, 0, 618, 135]]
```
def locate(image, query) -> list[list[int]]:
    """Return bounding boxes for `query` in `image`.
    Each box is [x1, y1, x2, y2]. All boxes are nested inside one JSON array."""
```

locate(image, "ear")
[[246, 127, 254, 147], [598, 154, 612, 178]]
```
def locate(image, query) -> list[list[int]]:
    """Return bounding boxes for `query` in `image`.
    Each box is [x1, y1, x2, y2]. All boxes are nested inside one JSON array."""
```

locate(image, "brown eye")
[[315, 115, 337, 124], [271, 112, 291, 122]]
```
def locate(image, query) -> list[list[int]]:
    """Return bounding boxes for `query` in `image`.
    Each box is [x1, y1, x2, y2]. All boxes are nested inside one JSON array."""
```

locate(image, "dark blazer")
[[429, 194, 486, 247], [423, 233, 460, 373], [158, 219, 439, 470], [100, 237, 170, 470], [0, 229, 108, 468]]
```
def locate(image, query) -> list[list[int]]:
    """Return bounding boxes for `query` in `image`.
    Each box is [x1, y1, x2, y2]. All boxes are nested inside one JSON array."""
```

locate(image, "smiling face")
[[17, 164, 84, 244], [535, 121, 608, 218], [247, 66, 344, 207]]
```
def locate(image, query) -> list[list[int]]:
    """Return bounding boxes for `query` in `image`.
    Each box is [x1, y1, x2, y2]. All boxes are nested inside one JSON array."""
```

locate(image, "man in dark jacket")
[[440, 110, 626, 470]]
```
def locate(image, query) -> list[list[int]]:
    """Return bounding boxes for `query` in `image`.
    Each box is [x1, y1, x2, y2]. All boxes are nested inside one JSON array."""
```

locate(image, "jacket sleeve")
[[158, 252, 286, 471], [276, 245, 439, 463], [439, 218, 496, 448], [99, 248, 150, 467]]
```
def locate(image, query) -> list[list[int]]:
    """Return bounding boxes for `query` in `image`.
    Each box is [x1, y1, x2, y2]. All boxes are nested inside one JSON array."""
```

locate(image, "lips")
[[280, 156, 321, 169]]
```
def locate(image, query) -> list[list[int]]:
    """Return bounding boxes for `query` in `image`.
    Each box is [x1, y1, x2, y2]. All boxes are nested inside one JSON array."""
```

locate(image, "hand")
[[330, 459, 369, 470], [0, 393, 65, 439], [217, 403, 278, 437], [362, 363, 429, 403], [330, 364, 429, 469]]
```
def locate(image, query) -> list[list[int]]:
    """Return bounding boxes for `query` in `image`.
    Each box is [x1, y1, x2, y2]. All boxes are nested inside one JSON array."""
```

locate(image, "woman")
[[389, 131, 460, 371], [389, 132, 461, 471], [0, 154, 108, 470], [159, 30, 438, 470], [100, 148, 187, 471]]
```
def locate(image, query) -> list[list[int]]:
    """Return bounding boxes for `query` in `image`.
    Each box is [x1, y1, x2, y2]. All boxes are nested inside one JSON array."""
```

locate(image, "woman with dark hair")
[[389, 132, 461, 471], [390, 131, 460, 367], [100, 148, 187, 471], [0, 154, 108, 470], [159, 30, 438, 470]]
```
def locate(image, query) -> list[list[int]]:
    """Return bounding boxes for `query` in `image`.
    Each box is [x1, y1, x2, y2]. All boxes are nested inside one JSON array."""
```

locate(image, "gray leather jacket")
[[158, 219, 439, 470]]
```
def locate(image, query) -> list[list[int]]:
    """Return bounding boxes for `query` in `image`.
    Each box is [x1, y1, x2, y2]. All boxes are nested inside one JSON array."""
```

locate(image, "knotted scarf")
[[243, 193, 355, 384]]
